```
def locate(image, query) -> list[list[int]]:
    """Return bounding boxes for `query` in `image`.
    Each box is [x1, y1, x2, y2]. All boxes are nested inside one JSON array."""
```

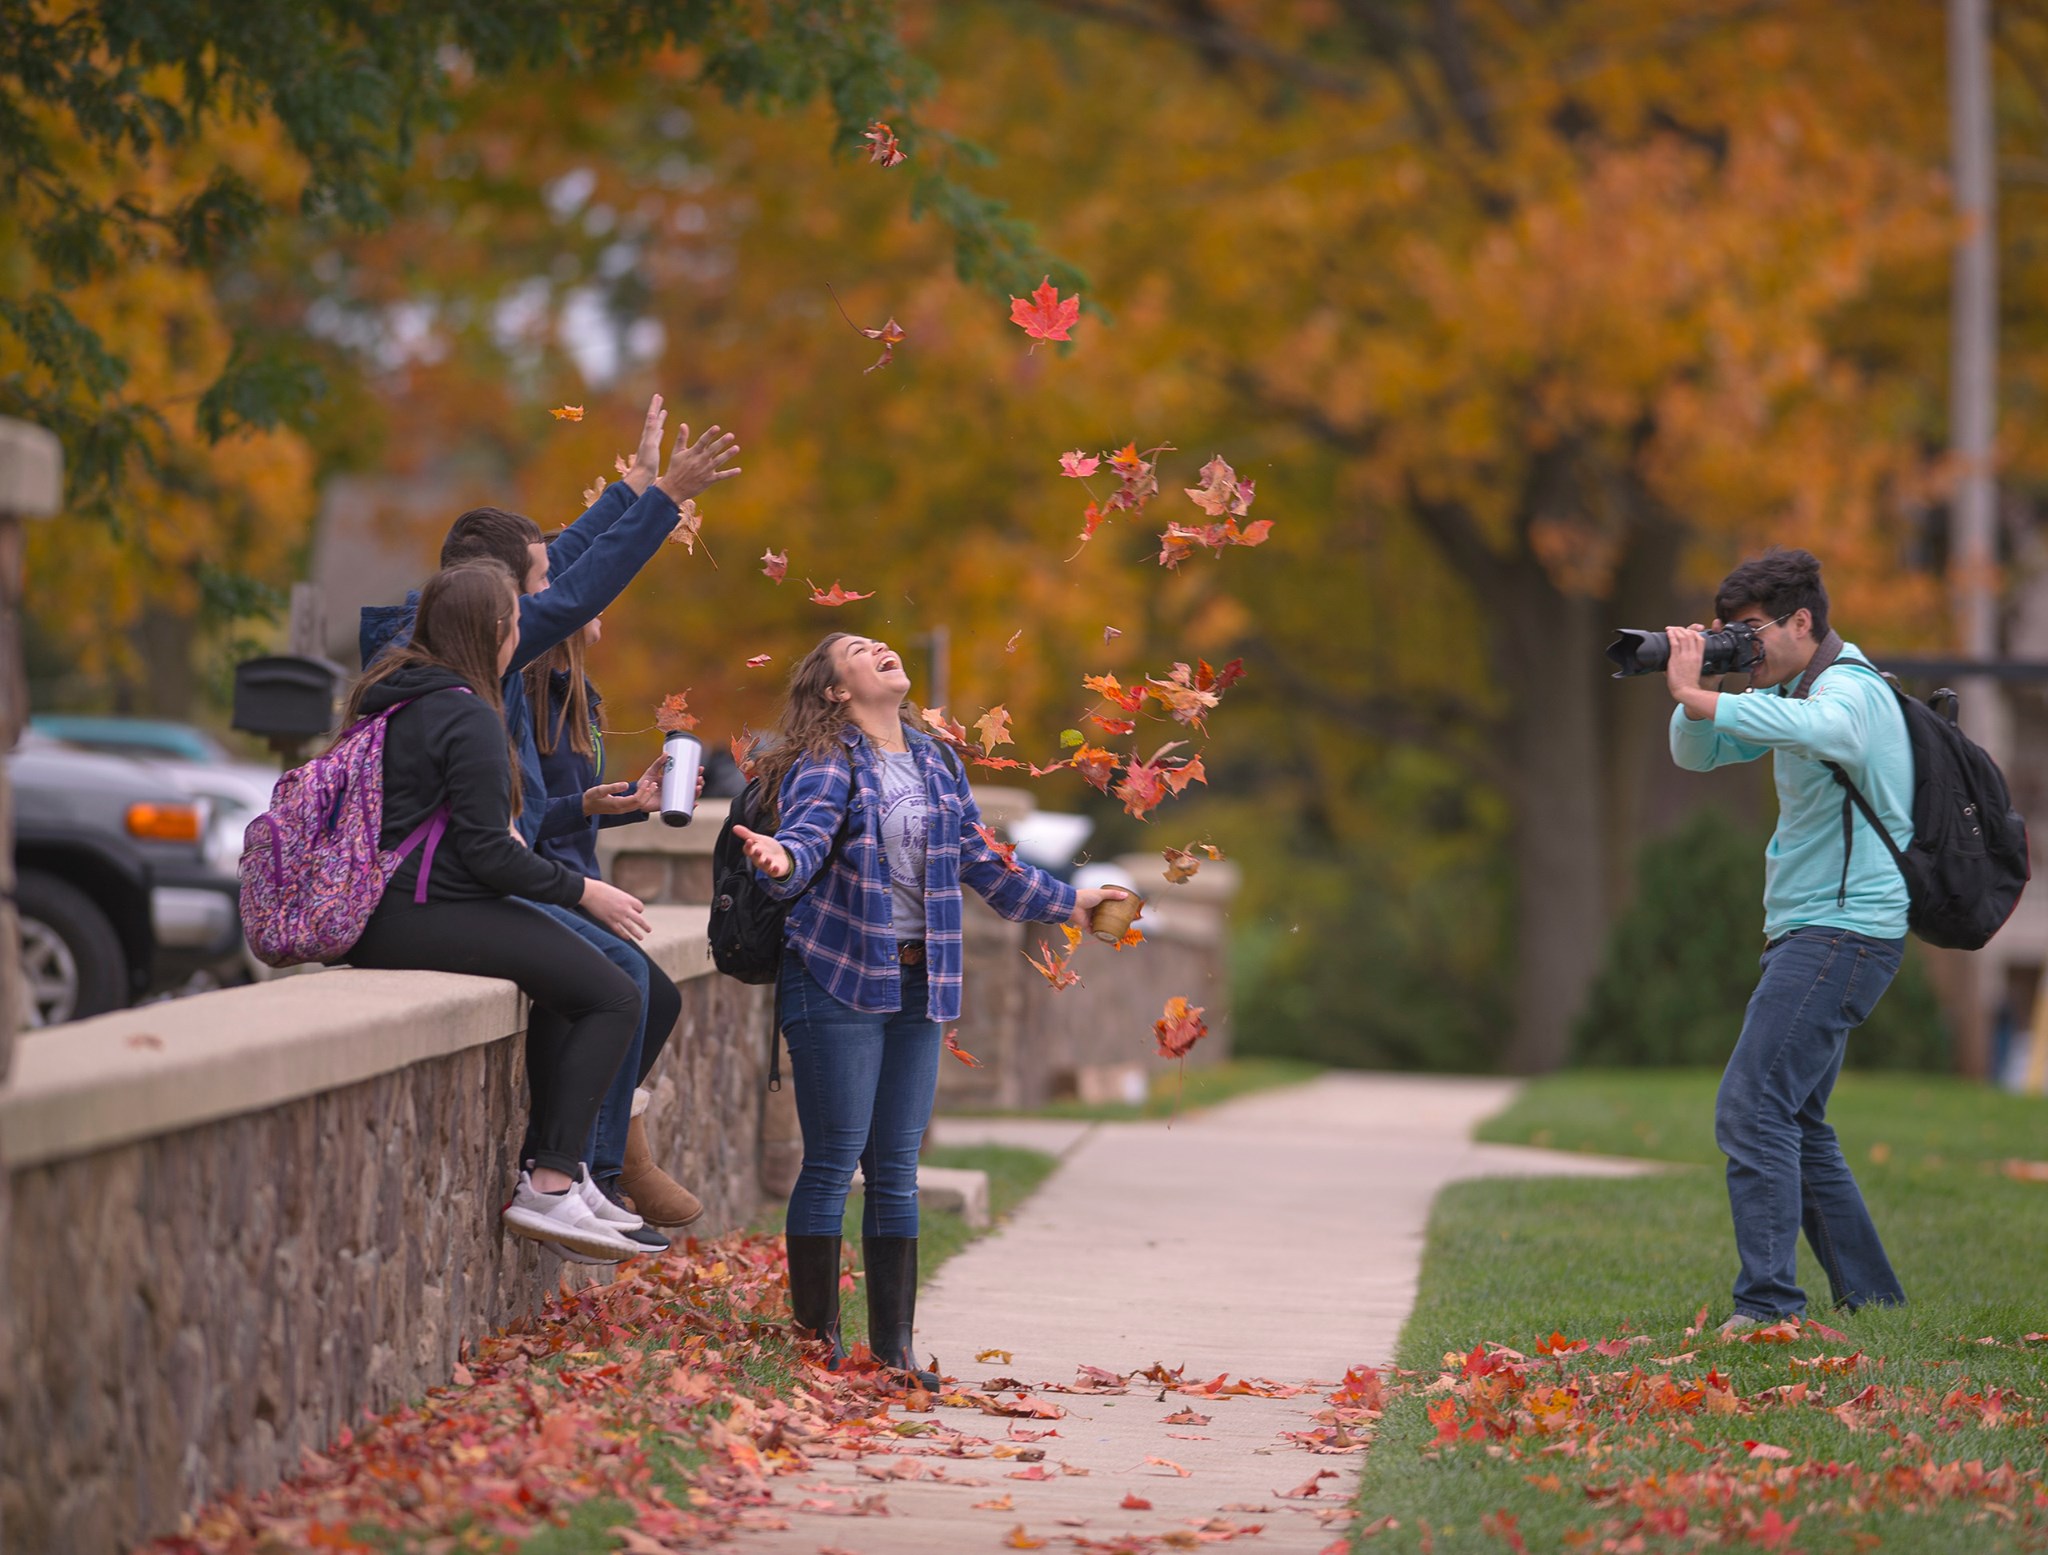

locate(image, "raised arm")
[[546, 395, 666, 576], [1709, 669, 1886, 766], [956, 777, 1077, 924]]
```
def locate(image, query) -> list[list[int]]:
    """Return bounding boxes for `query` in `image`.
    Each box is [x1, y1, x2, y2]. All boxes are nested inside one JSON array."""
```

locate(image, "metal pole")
[[1949, 0, 2000, 1078]]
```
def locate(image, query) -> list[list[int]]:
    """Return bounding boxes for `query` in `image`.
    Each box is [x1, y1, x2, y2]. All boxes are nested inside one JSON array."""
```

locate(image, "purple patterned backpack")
[[238, 691, 464, 967]]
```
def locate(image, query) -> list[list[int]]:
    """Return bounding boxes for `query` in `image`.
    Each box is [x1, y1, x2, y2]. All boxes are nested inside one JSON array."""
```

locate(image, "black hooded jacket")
[[361, 664, 585, 909]]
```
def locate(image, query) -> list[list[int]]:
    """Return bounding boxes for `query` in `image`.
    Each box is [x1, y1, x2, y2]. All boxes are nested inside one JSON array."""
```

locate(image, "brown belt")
[[897, 941, 925, 965]]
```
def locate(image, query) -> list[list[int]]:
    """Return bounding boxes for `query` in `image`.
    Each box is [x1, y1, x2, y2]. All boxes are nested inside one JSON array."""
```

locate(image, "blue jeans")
[[527, 901, 646, 1181], [1715, 926, 1906, 1319], [779, 951, 942, 1238]]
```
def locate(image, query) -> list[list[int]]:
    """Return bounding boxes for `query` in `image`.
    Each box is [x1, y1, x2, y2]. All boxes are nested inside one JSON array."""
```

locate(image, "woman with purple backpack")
[[336, 560, 656, 1263]]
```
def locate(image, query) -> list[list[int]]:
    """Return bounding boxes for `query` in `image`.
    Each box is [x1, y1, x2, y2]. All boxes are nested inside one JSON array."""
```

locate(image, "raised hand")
[[655, 422, 742, 506], [582, 780, 642, 817], [730, 824, 792, 880], [622, 394, 668, 495]]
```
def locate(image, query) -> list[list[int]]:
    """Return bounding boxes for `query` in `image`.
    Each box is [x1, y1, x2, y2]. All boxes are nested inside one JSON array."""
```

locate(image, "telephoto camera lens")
[[1605, 623, 1762, 679]]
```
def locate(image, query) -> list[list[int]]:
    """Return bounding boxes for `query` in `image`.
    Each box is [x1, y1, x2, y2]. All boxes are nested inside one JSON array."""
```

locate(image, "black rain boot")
[[863, 1235, 942, 1390], [783, 1234, 848, 1369]]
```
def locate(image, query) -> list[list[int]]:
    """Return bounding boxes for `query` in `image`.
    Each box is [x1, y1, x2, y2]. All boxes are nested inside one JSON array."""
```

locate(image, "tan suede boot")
[[620, 1113, 704, 1228]]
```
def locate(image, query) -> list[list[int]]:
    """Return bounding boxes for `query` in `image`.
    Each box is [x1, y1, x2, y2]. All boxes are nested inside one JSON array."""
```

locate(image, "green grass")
[[950, 1055, 1323, 1122], [1351, 1072, 2048, 1554]]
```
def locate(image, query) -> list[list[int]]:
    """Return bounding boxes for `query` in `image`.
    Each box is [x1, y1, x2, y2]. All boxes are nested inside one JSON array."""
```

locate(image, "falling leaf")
[[745, 653, 772, 668], [1023, 942, 1081, 991], [1006, 629, 1023, 653], [729, 732, 760, 782], [1107, 442, 1164, 512], [655, 691, 699, 733], [826, 283, 908, 372], [1083, 672, 1146, 713], [978, 1348, 1015, 1364], [975, 705, 1014, 749], [1072, 744, 1119, 794], [862, 119, 908, 166], [581, 474, 608, 507], [943, 1030, 984, 1068], [613, 452, 632, 477], [1103, 626, 1122, 642], [1009, 276, 1081, 346], [1144, 1455, 1192, 1477], [1091, 715, 1136, 736], [1163, 847, 1201, 884], [808, 579, 876, 607], [1120, 1492, 1153, 1510], [1162, 753, 1207, 796], [1061, 923, 1084, 950], [1059, 728, 1084, 748], [549, 404, 584, 421], [1060, 450, 1101, 479], [922, 707, 973, 748], [1154, 997, 1209, 1059], [974, 823, 1023, 873], [1184, 454, 1256, 518], [761, 548, 789, 583], [666, 498, 710, 560]]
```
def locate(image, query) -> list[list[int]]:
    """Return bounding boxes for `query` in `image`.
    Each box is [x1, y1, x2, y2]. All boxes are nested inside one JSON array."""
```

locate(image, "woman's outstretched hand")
[[1068, 885, 1132, 928], [620, 394, 667, 495], [731, 824, 792, 880]]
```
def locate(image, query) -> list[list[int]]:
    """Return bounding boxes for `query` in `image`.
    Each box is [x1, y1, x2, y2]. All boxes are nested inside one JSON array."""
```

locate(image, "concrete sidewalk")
[[732, 1073, 1655, 1554]]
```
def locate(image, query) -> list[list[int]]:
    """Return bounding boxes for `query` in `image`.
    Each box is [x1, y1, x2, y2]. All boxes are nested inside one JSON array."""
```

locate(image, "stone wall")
[[0, 909, 768, 1555]]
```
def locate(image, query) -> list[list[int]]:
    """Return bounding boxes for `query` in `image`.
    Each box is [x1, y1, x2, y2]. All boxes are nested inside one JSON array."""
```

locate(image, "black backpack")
[[1824, 659, 2030, 950], [707, 775, 851, 985]]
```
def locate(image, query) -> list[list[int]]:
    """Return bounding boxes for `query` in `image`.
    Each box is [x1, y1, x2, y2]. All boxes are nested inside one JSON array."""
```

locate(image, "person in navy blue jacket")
[[528, 613, 704, 1228], [359, 396, 737, 1251]]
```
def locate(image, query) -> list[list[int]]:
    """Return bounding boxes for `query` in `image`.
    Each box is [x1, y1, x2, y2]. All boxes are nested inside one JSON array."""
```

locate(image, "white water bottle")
[[658, 731, 703, 827]]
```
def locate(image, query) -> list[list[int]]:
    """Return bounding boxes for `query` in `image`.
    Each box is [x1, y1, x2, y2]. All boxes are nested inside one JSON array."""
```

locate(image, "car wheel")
[[15, 869, 129, 1028]]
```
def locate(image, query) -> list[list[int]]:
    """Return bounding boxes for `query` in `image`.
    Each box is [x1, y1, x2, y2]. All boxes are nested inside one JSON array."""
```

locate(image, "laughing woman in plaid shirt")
[[733, 632, 1130, 1387]]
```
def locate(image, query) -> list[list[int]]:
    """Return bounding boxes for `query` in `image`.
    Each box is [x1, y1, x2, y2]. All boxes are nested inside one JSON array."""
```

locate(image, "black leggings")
[[347, 897, 639, 1176], [634, 938, 682, 1084]]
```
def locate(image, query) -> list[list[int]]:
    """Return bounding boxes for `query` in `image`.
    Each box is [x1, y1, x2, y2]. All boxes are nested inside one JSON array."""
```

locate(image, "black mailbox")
[[232, 655, 343, 739]]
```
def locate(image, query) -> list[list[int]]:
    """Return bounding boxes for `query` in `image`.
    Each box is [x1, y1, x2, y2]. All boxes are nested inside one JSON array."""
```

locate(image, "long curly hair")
[[751, 632, 919, 823]]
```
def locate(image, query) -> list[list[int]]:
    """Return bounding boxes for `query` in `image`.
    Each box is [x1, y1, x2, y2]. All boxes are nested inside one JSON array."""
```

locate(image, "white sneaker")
[[502, 1171, 645, 1262], [577, 1164, 645, 1231]]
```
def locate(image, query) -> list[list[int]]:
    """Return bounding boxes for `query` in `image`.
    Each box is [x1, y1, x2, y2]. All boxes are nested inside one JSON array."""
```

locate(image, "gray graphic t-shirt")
[[877, 749, 929, 939]]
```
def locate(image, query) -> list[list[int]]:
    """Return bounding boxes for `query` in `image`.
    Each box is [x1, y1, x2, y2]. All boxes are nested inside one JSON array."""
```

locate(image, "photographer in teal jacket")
[[1664, 548, 1913, 1331]]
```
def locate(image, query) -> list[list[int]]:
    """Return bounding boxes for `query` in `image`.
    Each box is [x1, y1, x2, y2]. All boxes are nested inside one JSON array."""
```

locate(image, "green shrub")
[[1574, 807, 1947, 1070]]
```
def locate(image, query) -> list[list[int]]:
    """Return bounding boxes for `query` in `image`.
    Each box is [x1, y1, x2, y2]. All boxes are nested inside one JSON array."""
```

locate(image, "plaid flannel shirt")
[[763, 725, 1077, 1021]]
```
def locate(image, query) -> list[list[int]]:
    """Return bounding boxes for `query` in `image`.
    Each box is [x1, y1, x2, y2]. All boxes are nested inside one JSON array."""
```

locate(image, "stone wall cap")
[[596, 796, 731, 860], [0, 905, 714, 1170]]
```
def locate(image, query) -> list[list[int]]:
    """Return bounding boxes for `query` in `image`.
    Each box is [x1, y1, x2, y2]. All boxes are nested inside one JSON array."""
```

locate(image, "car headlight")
[[203, 807, 244, 874]]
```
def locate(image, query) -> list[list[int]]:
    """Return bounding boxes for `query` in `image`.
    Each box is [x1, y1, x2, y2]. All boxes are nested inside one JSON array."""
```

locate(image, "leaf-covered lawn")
[[1349, 1073, 2048, 1553], [147, 1145, 1056, 1554]]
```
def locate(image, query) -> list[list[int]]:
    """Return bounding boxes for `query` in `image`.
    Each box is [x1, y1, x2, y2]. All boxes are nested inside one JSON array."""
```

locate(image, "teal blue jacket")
[[1669, 642, 1912, 941]]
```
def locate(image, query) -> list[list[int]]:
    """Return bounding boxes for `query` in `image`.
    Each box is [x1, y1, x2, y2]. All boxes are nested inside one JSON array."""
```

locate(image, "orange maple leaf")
[[826, 283, 908, 371], [1154, 997, 1208, 1059], [1069, 744, 1119, 793], [548, 404, 584, 421], [974, 822, 1022, 873], [745, 653, 772, 667], [1023, 942, 1080, 991], [974, 705, 1013, 749], [943, 1030, 984, 1067], [1083, 672, 1145, 713], [862, 119, 908, 167], [922, 706, 973, 747], [729, 732, 760, 781], [807, 578, 875, 606], [1008, 276, 1080, 345], [654, 691, 699, 733]]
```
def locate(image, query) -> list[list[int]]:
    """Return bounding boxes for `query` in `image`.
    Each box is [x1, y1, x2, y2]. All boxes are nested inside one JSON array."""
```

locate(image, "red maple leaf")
[[974, 823, 1022, 873], [1115, 760, 1169, 820], [654, 691, 699, 733], [745, 653, 772, 668], [1212, 657, 1247, 693], [943, 1030, 983, 1067], [1154, 998, 1208, 1058], [972, 754, 1029, 772], [807, 579, 875, 607], [1060, 450, 1100, 479], [1184, 454, 1255, 519], [760, 548, 789, 583], [1119, 1492, 1152, 1511], [1106, 442, 1165, 513], [862, 120, 907, 167], [1008, 276, 1080, 345], [1090, 715, 1136, 736]]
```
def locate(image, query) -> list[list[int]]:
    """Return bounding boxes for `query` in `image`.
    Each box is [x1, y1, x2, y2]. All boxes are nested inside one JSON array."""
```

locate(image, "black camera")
[[1605, 623, 1762, 679]]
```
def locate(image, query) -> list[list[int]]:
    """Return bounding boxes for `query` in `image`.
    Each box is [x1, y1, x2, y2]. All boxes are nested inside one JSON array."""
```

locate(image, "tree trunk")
[[1493, 561, 1610, 1073]]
